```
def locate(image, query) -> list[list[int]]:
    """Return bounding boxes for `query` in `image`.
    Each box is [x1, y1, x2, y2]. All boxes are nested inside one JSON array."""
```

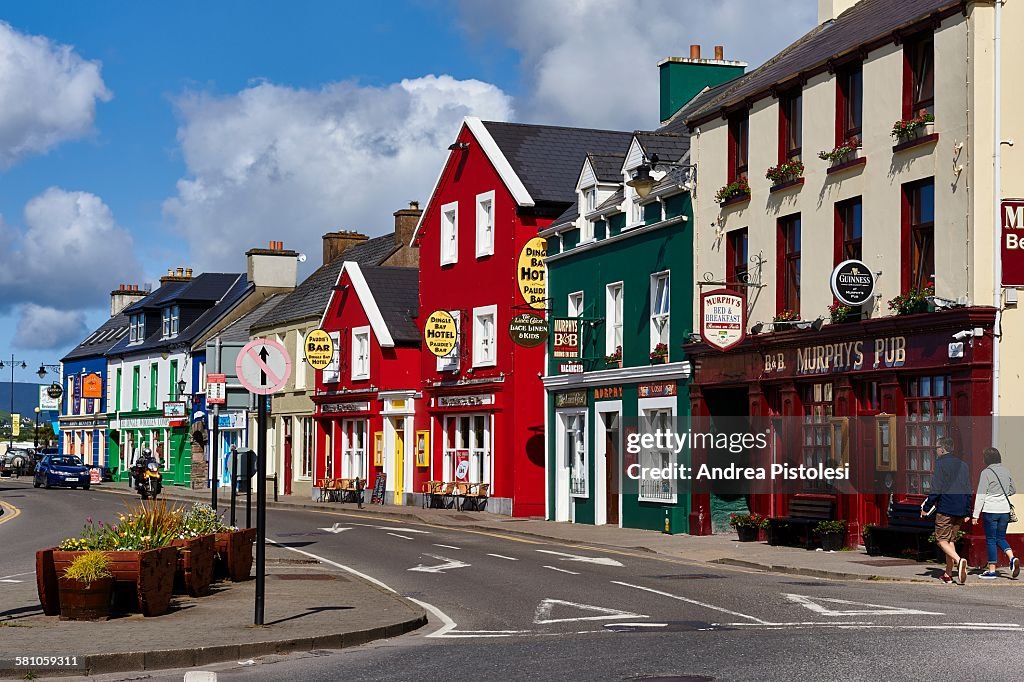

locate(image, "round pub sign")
[[517, 237, 547, 309], [47, 382, 64, 399], [303, 328, 334, 370], [830, 259, 875, 307], [508, 312, 548, 348], [424, 310, 458, 357]]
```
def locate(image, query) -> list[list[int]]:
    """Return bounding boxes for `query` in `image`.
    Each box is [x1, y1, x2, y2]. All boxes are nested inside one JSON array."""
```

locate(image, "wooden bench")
[[870, 499, 934, 562], [767, 495, 836, 549]]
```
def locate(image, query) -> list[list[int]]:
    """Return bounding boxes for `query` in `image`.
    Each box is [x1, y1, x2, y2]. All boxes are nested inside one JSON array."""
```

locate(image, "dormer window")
[[129, 314, 145, 343], [584, 187, 596, 213], [161, 305, 180, 338]]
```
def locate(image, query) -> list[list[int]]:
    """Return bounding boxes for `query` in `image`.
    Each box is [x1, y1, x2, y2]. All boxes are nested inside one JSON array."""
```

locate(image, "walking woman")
[[972, 447, 1020, 579]]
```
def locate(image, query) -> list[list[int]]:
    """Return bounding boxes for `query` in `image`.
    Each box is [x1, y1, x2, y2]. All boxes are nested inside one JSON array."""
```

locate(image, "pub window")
[[638, 406, 676, 502], [442, 415, 491, 484], [779, 90, 802, 162], [903, 375, 950, 495], [905, 33, 934, 117], [728, 113, 749, 182], [726, 228, 748, 284], [801, 382, 834, 492], [475, 191, 494, 258], [440, 201, 458, 266], [563, 412, 588, 497], [836, 197, 862, 263], [351, 327, 370, 381], [838, 63, 863, 142], [340, 419, 366, 480], [903, 179, 934, 292], [777, 214, 801, 316]]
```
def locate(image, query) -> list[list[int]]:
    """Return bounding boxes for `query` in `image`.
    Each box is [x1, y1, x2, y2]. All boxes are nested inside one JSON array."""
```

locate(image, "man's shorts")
[[935, 513, 962, 542]]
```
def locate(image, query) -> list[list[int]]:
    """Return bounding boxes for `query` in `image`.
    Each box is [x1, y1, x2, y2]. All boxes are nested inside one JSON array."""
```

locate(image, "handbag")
[[990, 467, 1018, 523]]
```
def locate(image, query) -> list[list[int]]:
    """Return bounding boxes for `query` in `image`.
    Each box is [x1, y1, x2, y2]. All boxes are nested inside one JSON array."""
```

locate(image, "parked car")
[[34, 455, 91, 490], [0, 445, 38, 477]]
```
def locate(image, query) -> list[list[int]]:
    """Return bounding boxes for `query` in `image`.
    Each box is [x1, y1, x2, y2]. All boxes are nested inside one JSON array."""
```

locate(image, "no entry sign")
[[236, 338, 292, 395]]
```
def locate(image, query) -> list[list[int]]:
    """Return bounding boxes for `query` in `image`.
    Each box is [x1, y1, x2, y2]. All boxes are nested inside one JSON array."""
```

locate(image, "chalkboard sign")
[[370, 472, 387, 505]]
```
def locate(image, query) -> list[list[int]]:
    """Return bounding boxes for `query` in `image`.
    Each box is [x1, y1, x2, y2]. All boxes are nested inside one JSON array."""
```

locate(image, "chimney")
[[110, 283, 148, 316], [818, 0, 861, 23], [322, 230, 369, 265], [657, 49, 748, 123], [159, 266, 194, 285], [393, 201, 423, 250], [246, 240, 299, 289]]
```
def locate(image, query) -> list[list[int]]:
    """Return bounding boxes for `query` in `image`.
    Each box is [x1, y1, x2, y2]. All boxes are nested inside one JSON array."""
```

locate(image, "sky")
[[0, 0, 817, 378]]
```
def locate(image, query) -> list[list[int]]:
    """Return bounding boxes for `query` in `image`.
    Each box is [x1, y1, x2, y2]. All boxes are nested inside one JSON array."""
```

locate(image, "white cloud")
[[12, 304, 87, 350], [0, 188, 142, 315], [163, 75, 513, 272], [454, 0, 817, 129], [0, 21, 111, 168]]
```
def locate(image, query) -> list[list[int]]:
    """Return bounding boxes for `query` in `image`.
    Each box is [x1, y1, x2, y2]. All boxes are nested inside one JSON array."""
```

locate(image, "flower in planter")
[[818, 137, 860, 164], [828, 301, 852, 323], [814, 520, 847, 534], [604, 345, 622, 364], [715, 178, 751, 203], [649, 343, 668, 360], [887, 282, 934, 315], [891, 110, 935, 140], [765, 160, 805, 185], [773, 309, 799, 323], [729, 512, 768, 529]]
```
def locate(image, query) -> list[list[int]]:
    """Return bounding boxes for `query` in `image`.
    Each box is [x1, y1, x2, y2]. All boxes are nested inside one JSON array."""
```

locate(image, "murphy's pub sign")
[[763, 335, 907, 376]]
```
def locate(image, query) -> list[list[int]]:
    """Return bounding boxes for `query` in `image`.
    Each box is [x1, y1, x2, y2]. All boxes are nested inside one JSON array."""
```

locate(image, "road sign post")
[[211, 404, 219, 511], [255, 393, 268, 626], [229, 445, 238, 527]]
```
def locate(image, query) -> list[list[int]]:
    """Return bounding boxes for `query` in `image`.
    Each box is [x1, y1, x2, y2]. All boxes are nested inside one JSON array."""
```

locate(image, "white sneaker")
[[957, 557, 968, 585], [1011, 556, 1020, 579]]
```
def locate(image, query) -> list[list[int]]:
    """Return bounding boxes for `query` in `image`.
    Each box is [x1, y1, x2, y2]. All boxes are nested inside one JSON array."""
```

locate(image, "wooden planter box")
[[171, 534, 215, 597], [214, 528, 256, 582], [41, 546, 178, 617], [58, 576, 113, 621]]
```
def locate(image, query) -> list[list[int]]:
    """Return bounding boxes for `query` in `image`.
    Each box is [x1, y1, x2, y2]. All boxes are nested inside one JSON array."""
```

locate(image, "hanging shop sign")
[[517, 237, 547, 309], [321, 401, 371, 414], [82, 373, 103, 399], [436, 394, 494, 408], [303, 329, 335, 370], [424, 310, 459, 357], [1002, 199, 1024, 286], [555, 390, 588, 408], [47, 382, 64, 400], [830, 260, 875, 306], [163, 401, 187, 418], [509, 312, 548, 348], [638, 382, 677, 398], [552, 318, 581, 358], [38, 385, 59, 411], [700, 289, 746, 352]]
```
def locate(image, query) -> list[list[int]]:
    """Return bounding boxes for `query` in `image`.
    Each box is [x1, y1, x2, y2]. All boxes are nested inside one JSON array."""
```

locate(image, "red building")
[[312, 263, 423, 505], [413, 117, 633, 516]]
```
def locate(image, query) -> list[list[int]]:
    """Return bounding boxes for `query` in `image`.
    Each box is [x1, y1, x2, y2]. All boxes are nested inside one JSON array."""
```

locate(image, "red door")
[[283, 417, 293, 496]]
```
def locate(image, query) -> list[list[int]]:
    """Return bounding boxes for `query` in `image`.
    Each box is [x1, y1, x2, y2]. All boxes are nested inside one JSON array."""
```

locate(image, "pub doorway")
[[703, 387, 752, 534]]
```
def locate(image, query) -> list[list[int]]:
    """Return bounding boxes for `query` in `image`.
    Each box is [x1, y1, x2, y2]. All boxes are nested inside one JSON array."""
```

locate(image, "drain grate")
[[274, 573, 340, 581]]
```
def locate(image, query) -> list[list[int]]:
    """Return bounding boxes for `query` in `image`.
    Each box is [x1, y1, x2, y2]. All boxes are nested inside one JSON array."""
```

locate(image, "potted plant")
[[604, 345, 622, 369], [892, 110, 935, 143], [815, 520, 847, 551], [818, 137, 861, 166], [773, 309, 799, 331], [58, 550, 114, 621], [649, 343, 668, 364], [171, 503, 220, 597], [862, 524, 881, 556], [765, 160, 804, 187], [729, 512, 767, 542], [888, 282, 934, 316], [715, 178, 751, 205], [828, 302, 854, 324]]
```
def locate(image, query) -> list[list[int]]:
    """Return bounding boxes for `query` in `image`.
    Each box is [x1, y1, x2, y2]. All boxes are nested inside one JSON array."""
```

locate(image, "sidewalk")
[[0, 542, 425, 678], [94, 482, 955, 584]]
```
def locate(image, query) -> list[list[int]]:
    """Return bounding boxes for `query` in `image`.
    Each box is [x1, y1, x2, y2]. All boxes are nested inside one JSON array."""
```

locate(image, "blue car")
[[34, 455, 91, 490]]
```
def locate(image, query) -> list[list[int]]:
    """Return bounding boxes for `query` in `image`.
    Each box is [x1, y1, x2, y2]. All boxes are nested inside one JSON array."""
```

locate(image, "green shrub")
[[815, 520, 847, 534], [63, 551, 112, 584]]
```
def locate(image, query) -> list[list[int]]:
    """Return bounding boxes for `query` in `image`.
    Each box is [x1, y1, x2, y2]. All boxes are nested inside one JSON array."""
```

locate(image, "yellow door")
[[393, 422, 404, 504]]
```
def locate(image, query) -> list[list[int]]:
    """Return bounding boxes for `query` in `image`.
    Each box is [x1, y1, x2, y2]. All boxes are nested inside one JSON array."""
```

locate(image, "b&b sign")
[[700, 289, 745, 352], [1002, 200, 1024, 286]]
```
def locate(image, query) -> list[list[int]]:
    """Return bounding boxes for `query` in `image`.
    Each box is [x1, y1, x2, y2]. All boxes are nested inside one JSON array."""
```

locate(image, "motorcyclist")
[[131, 446, 161, 497]]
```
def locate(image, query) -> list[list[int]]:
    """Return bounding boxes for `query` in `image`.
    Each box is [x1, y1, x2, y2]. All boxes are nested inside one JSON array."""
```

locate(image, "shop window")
[[777, 214, 801, 316], [837, 63, 862, 142], [902, 179, 934, 292], [801, 382, 834, 492], [440, 201, 458, 265], [728, 112, 749, 182], [726, 228, 748, 284], [903, 375, 950, 495], [563, 412, 588, 497], [301, 417, 314, 479], [341, 419, 366, 479], [779, 89, 802, 162], [638, 406, 675, 502], [835, 197, 862, 264], [351, 327, 370, 380], [442, 414, 490, 484], [904, 33, 934, 117], [650, 272, 670, 353], [605, 282, 623, 357], [472, 305, 497, 367], [475, 191, 494, 258]]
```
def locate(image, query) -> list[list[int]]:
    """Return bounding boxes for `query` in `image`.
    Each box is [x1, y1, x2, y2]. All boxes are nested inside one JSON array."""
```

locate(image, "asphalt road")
[[4, 479, 1024, 681]]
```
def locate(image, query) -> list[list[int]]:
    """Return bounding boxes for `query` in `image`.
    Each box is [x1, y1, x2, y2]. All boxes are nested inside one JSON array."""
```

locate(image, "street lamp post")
[[33, 407, 40, 448], [0, 355, 28, 452]]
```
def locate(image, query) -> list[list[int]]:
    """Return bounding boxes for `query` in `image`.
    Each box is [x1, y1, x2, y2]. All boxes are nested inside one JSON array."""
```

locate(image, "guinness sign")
[[830, 259, 875, 307]]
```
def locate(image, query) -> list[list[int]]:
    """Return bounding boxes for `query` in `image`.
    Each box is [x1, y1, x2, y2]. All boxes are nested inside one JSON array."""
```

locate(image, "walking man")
[[922, 436, 973, 584]]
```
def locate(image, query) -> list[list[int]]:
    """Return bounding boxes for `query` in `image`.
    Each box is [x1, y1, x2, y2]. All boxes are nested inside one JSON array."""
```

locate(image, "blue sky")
[[0, 0, 815, 378]]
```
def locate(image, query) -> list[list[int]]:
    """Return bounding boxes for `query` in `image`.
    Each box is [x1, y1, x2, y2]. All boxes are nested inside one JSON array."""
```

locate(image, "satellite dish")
[[297, 253, 307, 263]]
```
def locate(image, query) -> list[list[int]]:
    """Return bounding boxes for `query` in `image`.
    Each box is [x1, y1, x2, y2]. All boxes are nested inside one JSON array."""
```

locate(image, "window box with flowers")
[[766, 160, 805, 193], [729, 512, 768, 542], [819, 137, 865, 174], [604, 346, 622, 369], [773, 309, 799, 331], [716, 179, 751, 207], [888, 283, 934, 316], [828, 302, 857, 324], [892, 111, 936, 152], [649, 343, 668, 364]]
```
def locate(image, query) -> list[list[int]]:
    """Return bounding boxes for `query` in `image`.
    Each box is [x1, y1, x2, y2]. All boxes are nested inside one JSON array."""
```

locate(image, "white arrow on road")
[[783, 593, 942, 617], [408, 554, 471, 574], [533, 599, 647, 624], [535, 549, 623, 567], [0, 579, 22, 583], [318, 523, 351, 534]]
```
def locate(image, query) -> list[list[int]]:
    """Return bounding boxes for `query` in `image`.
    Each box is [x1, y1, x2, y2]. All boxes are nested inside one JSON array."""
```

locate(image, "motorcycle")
[[131, 456, 163, 500]]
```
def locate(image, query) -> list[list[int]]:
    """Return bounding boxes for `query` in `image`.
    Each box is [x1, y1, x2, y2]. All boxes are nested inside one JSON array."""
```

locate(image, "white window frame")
[[351, 326, 370, 381], [560, 410, 589, 498], [341, 418, 367, 479], [323, 331, 341, 383], [170, 306, 179, 337], [129, 315, 143, 343], [624, 184, 643, 229], [581, 187, 597, 243], [162, 308, 171, 338], [437, 310, 461, 373], [568, 291, 584, 319], [637, 396, 678, 503], [300, 416, 314, 479], [605, 282, 623, 357], [293, 331, 306, 390], [650, 271, 670, 355], [475, 191, 495, 258], [440, 200, 459, 265], [472, 305, 497, 367], [442, 414, 491, 485]]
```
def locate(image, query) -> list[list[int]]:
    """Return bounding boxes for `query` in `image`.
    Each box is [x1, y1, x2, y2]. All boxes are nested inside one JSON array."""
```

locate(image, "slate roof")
[[359, 266, 420, 345], [123, 273, 241, 314], [217, 294, 287, 345], [595, 189, 624, 212], [551, 202, 579, 229], [253, 233, 397, 331], [587, 153, 626, 183], [683, 0, 958, 125], [62, 311, 131, 362], [634, 132, 689, 163], [481, 121, 634, 205]]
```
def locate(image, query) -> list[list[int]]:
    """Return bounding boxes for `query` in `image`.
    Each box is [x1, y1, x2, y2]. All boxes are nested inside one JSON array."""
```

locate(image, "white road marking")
[[612, 581, 771, 624], [722, 622, 1022, 632], [0, 579, 22, 583], [434, 544, 461, 550], [533, 598, 647, 624], [387, 533, 414, 540], [542, 565, 580, 575], [318, 523, 350, 534], [408, 554, 471, 574], [782, 593, 942, 617], [407, 597, 457, 638], [267, 539, 396, 593], [0, 572, 32, 580], [377, 527, 430, 534], [604, 623, 667, 628], [487, 553, 518, 561], [536, 549, 623, 567], [948, 622, 1021, 627]]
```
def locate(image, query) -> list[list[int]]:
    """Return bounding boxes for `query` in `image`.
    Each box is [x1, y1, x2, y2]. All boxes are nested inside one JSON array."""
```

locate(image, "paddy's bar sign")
[[763, 335, 907, 376], [517, 237, 547, 309], [700, 289, 745, 352], [424, 310, 459, 357], [1002, 199, 1024, 286]]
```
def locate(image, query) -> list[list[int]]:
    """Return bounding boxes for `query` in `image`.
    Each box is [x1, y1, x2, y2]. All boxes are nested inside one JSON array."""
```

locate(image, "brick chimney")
[[110, 283, 147, 317], [658, 46, 747, 123], [159, 267, 194, 285], [818, 0, 860, 23], [246, 240, 299, 289], [322, 230, 369, 265], [393, 201, 423, 249]]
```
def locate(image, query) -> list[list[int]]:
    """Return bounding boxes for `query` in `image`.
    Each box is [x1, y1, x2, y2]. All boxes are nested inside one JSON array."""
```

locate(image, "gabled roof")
[[321, 263, 420, 348], [62, 311, 131, 362], [684, 0, 959, 126], [253, 233, 397, 331], [634, 132, 689, 163], [216, 293, 288, 345], [586, 153, 627, 183]]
